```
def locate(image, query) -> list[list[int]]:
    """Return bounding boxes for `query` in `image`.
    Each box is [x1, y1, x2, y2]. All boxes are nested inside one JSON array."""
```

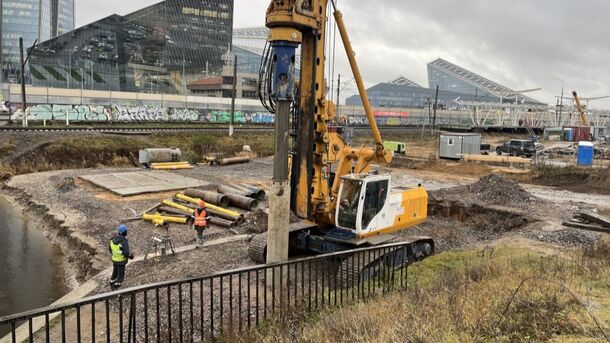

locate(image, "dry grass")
[[246, 244, 610, 343], [0, 163, 14, 180], [0, 133, 274, 177]]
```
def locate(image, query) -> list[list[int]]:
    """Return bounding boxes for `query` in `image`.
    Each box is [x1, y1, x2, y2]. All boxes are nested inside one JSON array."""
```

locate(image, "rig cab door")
[[359, 177, 390, 235], [336, 175, 390, 235]]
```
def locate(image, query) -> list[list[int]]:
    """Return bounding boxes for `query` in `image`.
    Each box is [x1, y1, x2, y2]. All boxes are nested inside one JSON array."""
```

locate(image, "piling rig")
[[252, 0, 434, 283]]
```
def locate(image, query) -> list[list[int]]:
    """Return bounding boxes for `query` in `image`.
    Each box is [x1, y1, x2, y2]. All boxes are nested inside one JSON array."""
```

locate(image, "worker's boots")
[[196, 237, 203, 246]]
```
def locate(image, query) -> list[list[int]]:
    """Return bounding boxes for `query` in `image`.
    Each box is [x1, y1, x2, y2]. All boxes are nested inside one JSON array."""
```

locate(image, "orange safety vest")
[[194, 208, 207, 227]]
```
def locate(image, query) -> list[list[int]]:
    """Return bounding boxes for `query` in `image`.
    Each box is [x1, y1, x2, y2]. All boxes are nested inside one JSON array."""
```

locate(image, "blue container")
[[577, 142, 594, 166]]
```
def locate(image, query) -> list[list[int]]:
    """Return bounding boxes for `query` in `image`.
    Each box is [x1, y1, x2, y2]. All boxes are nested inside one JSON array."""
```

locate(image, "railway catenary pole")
[[432, 85, 439, 133], [20, 38, 26, 127], [230, 55, 237, 137]]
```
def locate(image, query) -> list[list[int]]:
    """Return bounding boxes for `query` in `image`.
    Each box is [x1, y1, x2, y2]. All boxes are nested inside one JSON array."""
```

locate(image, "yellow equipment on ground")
[[150, 162, 194, 170], [174, 194, 242, 218], [142, 213, 188, 226]]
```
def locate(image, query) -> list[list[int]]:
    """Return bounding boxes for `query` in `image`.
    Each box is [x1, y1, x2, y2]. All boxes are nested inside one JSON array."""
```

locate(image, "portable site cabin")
[[439, 132, 481, 159]]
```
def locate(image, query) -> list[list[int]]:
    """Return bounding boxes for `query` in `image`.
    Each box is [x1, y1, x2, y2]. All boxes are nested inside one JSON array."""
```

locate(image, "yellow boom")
[[572, 91, 589, 127]]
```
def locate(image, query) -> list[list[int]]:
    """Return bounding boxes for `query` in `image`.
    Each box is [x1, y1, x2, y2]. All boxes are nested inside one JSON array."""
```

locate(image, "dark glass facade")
[[27, 0, 233, 93], [1, 0, 74, 82], [53, 0, 75, 36]]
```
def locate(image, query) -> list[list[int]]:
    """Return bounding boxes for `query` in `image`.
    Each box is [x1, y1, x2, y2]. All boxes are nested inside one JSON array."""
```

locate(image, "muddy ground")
[[3, 154, 609, 295]]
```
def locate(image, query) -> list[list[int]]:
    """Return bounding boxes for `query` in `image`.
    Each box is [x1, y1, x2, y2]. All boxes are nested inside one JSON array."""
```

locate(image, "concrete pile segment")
[[184, 189, 230, 207]]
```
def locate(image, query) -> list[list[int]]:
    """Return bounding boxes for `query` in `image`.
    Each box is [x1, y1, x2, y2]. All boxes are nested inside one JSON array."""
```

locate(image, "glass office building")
[[427, 58, 544, 106], [27, 0, 233, 93], [1, 0, 74, 83], [53, 0, 75, 36]]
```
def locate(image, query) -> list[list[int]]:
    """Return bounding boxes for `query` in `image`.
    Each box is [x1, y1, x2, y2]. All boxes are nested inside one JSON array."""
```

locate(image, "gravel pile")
[[522, 229, 601, 248], [431, 174, 545, 211]]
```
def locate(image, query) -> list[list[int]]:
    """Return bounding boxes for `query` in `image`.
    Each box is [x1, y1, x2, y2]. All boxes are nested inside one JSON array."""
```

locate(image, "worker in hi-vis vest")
[[108, 224, 134, 290], [191, 200, 210, 246]]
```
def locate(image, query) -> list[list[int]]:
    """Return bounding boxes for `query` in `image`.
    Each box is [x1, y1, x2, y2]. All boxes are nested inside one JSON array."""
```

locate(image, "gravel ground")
[[4, 160, 273, 281], [521, 228, 602, 248], [3, 158, 604, 289]]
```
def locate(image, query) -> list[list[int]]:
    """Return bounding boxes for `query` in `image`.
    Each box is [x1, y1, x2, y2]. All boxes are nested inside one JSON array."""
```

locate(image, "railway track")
[[0, 125, 427, 134], [0, 126, 274, 133]]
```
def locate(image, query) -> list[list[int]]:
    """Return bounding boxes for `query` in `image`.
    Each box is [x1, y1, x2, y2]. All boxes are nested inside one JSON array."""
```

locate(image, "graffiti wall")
[[10, 104, 276, 124]]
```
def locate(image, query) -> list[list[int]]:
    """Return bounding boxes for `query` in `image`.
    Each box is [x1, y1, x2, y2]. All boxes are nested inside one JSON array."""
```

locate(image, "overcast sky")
[[77, 0, 610, 108]]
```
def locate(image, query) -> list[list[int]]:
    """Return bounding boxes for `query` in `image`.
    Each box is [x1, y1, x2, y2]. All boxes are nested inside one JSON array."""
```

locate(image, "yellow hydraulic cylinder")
[[142, 213, 188, 226], [332, 6, 382, 147], [174, 193, 242, 218]]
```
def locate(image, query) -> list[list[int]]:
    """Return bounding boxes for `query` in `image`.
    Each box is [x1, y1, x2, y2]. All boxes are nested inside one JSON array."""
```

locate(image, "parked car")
[[496, 139, 542, 157]]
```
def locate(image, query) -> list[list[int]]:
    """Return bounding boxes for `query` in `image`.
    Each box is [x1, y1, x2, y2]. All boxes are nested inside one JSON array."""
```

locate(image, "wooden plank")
[[577, 211, 610, 229], [563, 221, 610, 234], [461, 154, 532, 164]]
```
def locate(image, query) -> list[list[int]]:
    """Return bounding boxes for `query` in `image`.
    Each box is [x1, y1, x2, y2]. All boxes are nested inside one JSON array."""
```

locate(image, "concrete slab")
[[79, 171, 207, 196]]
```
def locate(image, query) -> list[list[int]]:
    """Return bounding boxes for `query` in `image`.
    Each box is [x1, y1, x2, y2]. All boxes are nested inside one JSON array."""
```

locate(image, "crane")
[[251, 0, 433, 281], [572, 91, 589, 127]]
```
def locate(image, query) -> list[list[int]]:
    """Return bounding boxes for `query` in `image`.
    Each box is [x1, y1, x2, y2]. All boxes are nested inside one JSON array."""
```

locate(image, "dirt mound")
[[240, 209, 268, 234], [432, 174, 544, 210], [584, 167, 610, 193], [423, 160, 493, 176]]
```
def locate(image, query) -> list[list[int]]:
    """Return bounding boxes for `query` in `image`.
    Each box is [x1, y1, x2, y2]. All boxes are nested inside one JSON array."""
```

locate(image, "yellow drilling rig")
[[251, 0, 434, 281]]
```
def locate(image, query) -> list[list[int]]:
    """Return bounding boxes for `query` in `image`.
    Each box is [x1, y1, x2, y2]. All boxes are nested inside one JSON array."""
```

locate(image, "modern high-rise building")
[[0, 0, 75, 82], [27, 0, 234, 94]]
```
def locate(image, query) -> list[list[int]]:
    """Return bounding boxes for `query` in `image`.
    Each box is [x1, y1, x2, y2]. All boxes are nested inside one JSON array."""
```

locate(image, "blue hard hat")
[[118, 224, 128, 234]]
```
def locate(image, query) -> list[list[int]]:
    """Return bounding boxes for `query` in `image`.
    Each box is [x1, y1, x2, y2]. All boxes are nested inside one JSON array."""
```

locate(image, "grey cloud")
[[77, 0, 610, 107]]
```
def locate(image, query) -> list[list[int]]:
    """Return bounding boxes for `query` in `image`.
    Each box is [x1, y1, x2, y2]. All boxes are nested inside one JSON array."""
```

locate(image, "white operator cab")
[[335, 172, 428, 240]]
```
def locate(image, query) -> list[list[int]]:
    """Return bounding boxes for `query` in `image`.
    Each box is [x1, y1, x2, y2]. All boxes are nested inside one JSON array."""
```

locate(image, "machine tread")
[[248, 232, 268, 263]]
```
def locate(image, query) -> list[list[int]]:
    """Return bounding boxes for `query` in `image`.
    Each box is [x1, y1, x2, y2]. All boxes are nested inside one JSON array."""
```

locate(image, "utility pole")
[[20, 38, 26, 127], [229, 55, 237, 137], [558, 83, 564, 125], [19, 37, 37, 127], [432, 85, 439, 133]]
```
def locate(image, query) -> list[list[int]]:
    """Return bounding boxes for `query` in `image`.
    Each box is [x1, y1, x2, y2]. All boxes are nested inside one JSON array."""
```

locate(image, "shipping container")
[[439, 132, 481, 159]]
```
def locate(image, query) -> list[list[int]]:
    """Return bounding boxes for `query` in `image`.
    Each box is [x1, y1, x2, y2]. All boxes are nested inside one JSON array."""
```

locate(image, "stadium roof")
[[388, 76, 422, 87], [428, 58, 544, 105]]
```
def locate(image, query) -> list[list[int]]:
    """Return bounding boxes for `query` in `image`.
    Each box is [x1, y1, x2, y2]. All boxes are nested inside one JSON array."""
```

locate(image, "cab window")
[[338, 179, 363, 229], [361, 180, 389, 230]]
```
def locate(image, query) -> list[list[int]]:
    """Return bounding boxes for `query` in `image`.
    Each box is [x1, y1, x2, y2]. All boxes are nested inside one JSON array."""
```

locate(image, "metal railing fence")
[[0, 242, 412, 342]]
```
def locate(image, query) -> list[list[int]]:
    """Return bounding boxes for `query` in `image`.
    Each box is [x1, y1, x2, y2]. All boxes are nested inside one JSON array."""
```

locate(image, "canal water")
[[0, 195, 68, 336]]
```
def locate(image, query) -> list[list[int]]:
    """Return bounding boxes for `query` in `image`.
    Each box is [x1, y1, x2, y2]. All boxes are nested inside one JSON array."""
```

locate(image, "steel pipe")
[[185, 189, 230, 208], [216, 157, 251, 166], [209, 217, 236, 228], [218, 184, 252, 197], [175, 193, 242, 218], [157, 206, 191, 216], [207, 208, 244, 223], [239, 183, 266, 200], [225, 193, 259, 211]]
